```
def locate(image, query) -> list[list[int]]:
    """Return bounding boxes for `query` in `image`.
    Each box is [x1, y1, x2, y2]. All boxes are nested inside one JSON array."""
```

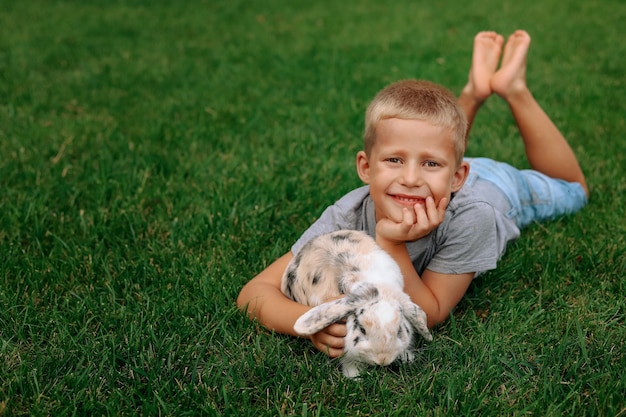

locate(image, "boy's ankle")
[[459, 85, 486, 107], [495, 84, 532, 104]]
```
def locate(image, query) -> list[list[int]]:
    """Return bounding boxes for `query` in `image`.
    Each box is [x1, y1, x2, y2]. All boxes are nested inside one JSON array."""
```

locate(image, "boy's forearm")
[[237, 281, 310, 337], [236, 252, 311, 337], [375, 237, 442, 327]]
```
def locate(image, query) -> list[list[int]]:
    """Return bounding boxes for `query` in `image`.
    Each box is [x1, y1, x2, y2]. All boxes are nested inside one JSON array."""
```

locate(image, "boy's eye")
[[424, 161, 440, 167], [386, 157, 402, 164]]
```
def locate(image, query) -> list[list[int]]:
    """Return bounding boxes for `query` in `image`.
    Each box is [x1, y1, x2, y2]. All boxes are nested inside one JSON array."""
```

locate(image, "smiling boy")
[[237, 30, 588, 358]]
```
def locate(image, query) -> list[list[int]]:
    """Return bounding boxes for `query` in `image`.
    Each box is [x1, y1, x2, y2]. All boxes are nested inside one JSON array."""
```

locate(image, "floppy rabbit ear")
[[293, 298, 355, 336], [402, 300, 433, 342], [293, 283, 381, 336]]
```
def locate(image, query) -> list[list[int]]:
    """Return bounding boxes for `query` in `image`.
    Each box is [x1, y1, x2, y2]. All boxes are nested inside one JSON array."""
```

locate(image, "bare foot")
[[491, 30, 531, 99], [464, 31, 504, 102]]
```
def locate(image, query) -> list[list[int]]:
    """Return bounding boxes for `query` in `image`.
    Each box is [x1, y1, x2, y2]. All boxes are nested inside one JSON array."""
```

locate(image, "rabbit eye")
[[310, 272, 321, 285], [353, 336, 360, 345]]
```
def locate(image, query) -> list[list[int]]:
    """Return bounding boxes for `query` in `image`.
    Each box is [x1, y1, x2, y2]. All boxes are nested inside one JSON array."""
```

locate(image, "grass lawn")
[[1, 0, 625, 415]]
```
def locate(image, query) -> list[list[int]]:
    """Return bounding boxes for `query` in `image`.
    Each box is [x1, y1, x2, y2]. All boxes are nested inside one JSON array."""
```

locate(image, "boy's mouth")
[[390, 194, 426, 206]]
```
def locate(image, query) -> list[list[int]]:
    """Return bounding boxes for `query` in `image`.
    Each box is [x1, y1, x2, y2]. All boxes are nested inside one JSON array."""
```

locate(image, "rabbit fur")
[[281, 230, 432, 378]]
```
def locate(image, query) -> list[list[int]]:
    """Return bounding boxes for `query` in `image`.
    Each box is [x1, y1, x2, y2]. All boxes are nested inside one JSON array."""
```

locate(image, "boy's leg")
[[458, 31, 504, 140], [491, 30, 589, 196]]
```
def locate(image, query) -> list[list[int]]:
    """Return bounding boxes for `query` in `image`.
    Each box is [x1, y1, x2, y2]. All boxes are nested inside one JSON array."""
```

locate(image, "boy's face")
[[356, 118, 469, 223]]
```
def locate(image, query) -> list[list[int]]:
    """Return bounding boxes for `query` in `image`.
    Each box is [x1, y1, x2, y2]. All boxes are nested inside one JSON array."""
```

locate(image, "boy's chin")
[[385, 208, 413, 224]]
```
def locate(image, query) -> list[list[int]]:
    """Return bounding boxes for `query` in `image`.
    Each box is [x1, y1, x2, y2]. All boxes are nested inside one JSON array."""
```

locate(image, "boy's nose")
[[400, 167, 422, 186]]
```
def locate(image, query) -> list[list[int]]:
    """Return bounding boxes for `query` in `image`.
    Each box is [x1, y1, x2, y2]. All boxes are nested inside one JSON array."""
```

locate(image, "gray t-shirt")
[[291, 174, 521, 276]]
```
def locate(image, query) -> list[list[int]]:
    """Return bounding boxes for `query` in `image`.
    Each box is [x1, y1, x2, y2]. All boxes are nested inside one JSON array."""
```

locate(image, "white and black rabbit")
[[281, 230, 432, 378]]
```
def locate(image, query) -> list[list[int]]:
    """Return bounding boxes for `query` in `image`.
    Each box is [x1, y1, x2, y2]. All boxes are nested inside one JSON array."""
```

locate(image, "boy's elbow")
[[426, 311, 448, 329], [236, 285, 256, 317], [235, 292, 246, 311], [424, 301, 460, 328]]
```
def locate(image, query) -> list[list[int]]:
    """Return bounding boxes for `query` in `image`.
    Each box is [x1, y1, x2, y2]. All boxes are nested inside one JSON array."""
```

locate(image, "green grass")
[[1, 0, 625, 415]]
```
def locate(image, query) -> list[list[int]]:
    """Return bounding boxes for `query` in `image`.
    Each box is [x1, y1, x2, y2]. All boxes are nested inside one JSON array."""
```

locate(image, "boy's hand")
[[310, 322, 346, 358], [377, 196, 448, 244]]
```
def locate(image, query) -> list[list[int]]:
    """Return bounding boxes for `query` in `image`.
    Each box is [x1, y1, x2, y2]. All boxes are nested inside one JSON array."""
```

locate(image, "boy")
[[237, 30, 588, 359]]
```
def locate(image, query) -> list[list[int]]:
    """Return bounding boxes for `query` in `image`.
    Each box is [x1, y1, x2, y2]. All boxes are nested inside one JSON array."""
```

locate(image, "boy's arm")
[[236, 252, 347, 357], [374, 197, 474, 327], [377, 239, 474, 327], [236, 252, 308, 336]]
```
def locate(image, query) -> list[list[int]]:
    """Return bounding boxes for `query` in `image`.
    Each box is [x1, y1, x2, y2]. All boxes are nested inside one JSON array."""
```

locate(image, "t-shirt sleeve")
[[290, 186, 370, 254], [426, 202, 508, 275]]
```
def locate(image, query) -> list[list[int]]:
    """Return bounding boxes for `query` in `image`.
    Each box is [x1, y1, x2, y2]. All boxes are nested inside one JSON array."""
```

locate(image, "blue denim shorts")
[[465, 157, 588, 228]]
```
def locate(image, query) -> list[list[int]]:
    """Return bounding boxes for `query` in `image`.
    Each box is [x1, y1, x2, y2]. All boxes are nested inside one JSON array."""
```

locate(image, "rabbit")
[[281, 229, 432, 378]]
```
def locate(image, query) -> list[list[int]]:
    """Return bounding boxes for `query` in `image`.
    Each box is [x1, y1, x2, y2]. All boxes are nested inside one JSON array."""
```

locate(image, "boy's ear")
[[356, 151, 371, 184], [451, 161, 470, 192]]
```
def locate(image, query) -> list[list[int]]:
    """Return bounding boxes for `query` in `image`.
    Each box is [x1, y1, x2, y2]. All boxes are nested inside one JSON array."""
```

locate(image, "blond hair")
[[363, 79, 468, 165]]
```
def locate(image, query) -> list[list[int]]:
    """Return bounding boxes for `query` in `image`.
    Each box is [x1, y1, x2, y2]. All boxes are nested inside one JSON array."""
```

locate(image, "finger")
[[325, 345, 344, 358], [324, 334, 345, 350], [424, 196, 440, 224], [312, 330, 345, 350], [422, 196, 444, 225], [326, 323, 347, 338], [436, 197, 448, 221], [313, 336, 344, 357], [413, 202, 428, 226], [401, 207, 415, 226]]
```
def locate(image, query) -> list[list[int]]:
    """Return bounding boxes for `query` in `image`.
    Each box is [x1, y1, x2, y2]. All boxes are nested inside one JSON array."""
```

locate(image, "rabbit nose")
[[376, 354, 393, 366]]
